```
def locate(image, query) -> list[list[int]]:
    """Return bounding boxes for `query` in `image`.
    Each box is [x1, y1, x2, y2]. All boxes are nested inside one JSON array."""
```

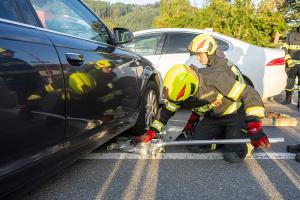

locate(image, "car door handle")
[[66, 53, 84, 66]]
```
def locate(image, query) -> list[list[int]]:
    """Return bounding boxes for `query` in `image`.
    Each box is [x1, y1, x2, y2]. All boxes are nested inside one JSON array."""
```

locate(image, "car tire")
[[130, 81, 159, 135]]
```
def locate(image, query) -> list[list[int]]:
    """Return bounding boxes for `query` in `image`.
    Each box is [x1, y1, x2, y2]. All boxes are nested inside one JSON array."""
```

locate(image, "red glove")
[[182, 112, 200, 136], [247, 120, 270, 148], [131, 129, 157, 146], [247, 121, 262, 134]]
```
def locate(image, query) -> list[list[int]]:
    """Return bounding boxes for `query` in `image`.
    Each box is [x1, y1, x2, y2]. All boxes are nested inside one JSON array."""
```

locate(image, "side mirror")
[[113, 28, 133, 44]]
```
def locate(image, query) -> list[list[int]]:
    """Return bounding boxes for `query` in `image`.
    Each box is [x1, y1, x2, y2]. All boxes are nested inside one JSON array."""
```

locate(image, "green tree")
[[153, 0, 288, 47], [113, 7, 159, 31], [83, 0, 159, 31], [279, 0, 300, 27], [153, 0, 198, 28]]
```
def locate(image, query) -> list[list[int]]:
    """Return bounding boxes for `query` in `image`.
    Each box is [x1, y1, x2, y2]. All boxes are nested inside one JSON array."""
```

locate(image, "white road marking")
[[82, 152, 296, 160]]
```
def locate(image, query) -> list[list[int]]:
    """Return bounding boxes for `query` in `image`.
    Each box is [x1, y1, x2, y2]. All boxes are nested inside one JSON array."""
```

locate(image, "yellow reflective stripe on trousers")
[[165, 101, 180, 112], [231, 65, 245, 84], [221, 102, 242, 116], [211, 144, 217, 151], [227, 81, 246, 101], [150, 120, 164, 132], [246, 107, 265, 118], [293, 60, 300, 65], [245, 143, 254, 158], [289, 45, 300, 50]]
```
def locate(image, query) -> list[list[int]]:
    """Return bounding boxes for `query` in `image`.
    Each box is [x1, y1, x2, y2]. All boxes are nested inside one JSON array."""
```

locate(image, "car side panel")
[[0, 21, 65, 198]]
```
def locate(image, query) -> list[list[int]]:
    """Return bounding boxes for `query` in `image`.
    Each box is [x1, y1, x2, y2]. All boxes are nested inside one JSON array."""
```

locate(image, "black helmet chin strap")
[[207, 52, 216, 66]]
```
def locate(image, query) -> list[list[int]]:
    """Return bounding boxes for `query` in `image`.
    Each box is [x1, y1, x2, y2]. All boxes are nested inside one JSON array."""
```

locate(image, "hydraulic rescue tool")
[[107, 137, 284, 157]]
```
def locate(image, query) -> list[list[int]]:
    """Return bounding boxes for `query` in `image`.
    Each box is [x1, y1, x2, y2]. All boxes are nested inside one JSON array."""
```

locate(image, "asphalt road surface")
[[22, 97, 300, 200]]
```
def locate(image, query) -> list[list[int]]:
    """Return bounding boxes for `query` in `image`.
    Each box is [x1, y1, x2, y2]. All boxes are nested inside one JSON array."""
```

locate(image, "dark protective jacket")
[[207, 49, 245, 83], [149, 66, 264, 133], [282, 30, 300, 62]]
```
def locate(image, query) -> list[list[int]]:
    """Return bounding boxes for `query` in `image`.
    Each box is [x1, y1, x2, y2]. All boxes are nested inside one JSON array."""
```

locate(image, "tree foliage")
[[153, 0, 198, 27], [83, 0, 159, 31], [278, 0, 300, 27], [154, 0, 288, 47], [83, 0, 293, 47]]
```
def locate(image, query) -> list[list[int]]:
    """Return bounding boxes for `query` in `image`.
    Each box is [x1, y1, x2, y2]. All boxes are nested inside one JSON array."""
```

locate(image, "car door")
[[30, 0, 140, 158], [0, 1, 65, 197], [158, 32, 199, 80]]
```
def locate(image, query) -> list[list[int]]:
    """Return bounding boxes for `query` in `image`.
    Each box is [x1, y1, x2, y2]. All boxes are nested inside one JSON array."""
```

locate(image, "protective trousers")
[[286, 64, 300, 92], [188, 110, 252, 160]]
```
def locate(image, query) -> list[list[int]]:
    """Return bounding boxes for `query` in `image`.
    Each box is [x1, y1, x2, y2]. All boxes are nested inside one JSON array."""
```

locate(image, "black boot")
[[282, 91, 292, 105], [296, 153, 300, 163], [287, 144, 300, 153]]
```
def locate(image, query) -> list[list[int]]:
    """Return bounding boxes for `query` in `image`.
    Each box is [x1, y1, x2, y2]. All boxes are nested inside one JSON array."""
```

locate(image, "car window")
[[0, 0, 21, 22], [163, 33, 198, 54], [29, 0, 112, 44], [164, 32, 230, 54], [124, 33, 162, 56], [215, 38, 230, 51]]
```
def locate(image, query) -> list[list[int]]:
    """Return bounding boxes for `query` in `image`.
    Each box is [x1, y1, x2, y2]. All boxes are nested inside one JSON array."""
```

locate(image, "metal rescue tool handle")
[[107, 137, 285, 157], [148, 138, 285, 156], [153, 137, 285, 148]]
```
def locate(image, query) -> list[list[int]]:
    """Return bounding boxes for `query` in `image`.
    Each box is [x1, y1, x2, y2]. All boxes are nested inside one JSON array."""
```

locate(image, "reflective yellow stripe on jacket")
[[222, 102, 243, 116], [282, 44, 300, 50], [193, 93, 223, 115], [165, 100, 180, 112], [150, 120, 164, 132], [231, 65, 245, 84], [288, 45, 300, 50], [246, 107, 265, 118], [227, 81, 246, 101], [193, 104, 212, 115]]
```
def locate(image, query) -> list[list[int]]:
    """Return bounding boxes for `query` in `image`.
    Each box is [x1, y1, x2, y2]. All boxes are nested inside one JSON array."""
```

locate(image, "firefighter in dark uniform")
[[282, 25, 300, 105], [182, 34, 249, 136], [132, 34, 270, 163], [283, 26, 300, 163]]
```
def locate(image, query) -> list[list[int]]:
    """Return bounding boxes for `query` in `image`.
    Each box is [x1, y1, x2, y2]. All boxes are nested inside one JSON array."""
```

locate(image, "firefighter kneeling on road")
[[132, 36, 270, 163]]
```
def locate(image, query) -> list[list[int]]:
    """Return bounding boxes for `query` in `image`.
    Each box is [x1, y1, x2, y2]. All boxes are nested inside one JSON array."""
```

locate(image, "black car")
[[0, 0, 160, 199]]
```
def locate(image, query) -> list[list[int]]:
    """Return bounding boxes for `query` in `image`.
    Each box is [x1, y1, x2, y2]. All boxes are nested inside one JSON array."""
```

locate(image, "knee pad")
[[224, 143, 254, 161]]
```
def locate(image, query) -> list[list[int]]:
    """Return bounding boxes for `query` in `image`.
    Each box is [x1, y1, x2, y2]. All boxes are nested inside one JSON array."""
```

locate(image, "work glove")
[[182, 112, 200, 136], [130, 129, 157, 146], [287, 59, 295, 68], [247, 119, 271, 148]]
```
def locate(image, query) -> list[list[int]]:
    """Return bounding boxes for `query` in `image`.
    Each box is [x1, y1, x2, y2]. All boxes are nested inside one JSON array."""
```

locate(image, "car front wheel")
[[130, 81, 159, 135]]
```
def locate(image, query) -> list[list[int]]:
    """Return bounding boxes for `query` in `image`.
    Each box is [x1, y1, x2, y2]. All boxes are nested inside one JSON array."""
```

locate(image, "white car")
[[124, 28, 287, 99]]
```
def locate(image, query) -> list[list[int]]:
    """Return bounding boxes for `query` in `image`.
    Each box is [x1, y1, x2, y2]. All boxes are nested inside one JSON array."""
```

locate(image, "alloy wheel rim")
[[145, 90, 158, 126]]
